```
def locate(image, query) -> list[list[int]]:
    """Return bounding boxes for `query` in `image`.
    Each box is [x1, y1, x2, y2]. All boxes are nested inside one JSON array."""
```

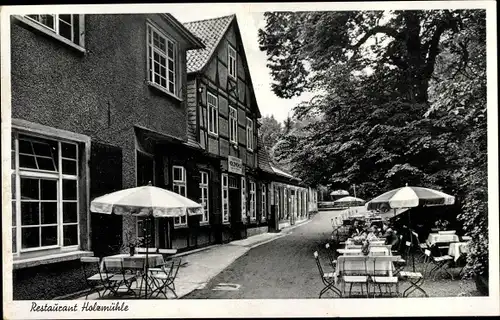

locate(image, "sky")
[[173, 11, 315, 123]]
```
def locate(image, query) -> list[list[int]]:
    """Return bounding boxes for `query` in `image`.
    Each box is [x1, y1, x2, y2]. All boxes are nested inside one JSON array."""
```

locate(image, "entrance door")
[[229, 187, 243, 240]]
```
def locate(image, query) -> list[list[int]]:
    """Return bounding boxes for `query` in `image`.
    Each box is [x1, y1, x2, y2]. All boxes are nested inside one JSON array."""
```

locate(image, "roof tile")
[[183, 15, 235, 74]]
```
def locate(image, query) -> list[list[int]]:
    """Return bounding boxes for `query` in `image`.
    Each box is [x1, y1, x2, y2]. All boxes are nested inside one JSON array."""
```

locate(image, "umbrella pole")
[[145, 215, 150, 299], [408, 208, 415, 272]]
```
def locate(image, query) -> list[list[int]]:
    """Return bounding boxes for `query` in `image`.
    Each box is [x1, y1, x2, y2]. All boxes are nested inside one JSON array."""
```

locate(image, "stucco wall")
[[11, 14, 190, 189]]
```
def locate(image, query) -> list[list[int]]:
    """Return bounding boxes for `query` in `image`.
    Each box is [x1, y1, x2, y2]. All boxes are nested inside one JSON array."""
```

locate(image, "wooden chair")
[[426, 246, 454, 280], [149, 258, 183, 299], [410, 230, 428, 262], [313, 251, 341, 298], [369, 256, 400, 297], [324, 243, 337, 271], [102, 257, 138, 297], [399, 252, 431, 297], [122, 256, 147, 297], [339, 255, 370, 298], [80, 256, 111, 299]]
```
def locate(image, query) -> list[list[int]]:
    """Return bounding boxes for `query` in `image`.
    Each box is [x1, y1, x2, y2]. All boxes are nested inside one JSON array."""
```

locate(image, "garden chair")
[[102, 257, 138, 297], [426, 246, 454, 280], [410, 230, 428, 262], [398, 255, 430, 298], [313, 251, 341, 298], [339, 255, 370, 298], [369, 255, 400, 298], [122, 256, 148, 297], [324, 243, 337, 271], [80, 256, 111, 299], [149, 258, 183, 299]]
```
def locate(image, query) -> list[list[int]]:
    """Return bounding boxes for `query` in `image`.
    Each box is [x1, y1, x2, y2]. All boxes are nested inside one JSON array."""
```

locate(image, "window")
[[241, 177, 246, 220], [172, 166, 187, 227], [11, 133, 79, 253], [25, 14, 81, 46], [246, 117, 254, 151], [249, 181, 256, 220], [147, 23, 177, 95], [207, 92, 218, 135], [229, 106, 238, 144], [199, 171, 209, 224], [261, 184, 267, 221], [221, 174, 229, 223], [228, 45, 237, 79]]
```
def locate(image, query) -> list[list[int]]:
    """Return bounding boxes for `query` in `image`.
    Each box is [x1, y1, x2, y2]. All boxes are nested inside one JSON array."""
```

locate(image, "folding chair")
[[399, 253, 430, 297], [340, 255, 370, 298], [426, 246, 454, 280], [324, 243, 337, 271], [80, 257, 111, 299], [102, 257, 138, 297], [410, 231, 428, 262], [149, 258, 182, 299], [313, 251, 341, 298], [369, 256, 400, 298], [122, 257, 147, 297]]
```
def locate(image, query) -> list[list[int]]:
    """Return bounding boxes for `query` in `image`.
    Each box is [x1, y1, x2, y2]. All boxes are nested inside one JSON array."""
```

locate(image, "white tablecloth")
[[426, 233, 460, 246], [104, 253, 164, 268], [337, 246, 390, 256], [448, 242, 469, 261]]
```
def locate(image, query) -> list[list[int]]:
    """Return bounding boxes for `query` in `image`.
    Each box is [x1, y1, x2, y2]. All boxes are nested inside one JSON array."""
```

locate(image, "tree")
[[259, 115, 283, 150], [259, 10, 488, 278]]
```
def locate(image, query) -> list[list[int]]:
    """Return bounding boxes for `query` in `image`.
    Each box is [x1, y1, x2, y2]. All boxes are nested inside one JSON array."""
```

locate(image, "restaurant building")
[[9, 13, 203, 299]]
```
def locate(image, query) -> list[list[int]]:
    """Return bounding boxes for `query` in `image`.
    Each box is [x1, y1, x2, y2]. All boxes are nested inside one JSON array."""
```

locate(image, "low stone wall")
[[13, 260, 87, 300]]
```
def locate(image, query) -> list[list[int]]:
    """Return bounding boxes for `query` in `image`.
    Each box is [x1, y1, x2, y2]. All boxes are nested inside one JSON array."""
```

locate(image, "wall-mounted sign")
[[228, 156, 243, 175]]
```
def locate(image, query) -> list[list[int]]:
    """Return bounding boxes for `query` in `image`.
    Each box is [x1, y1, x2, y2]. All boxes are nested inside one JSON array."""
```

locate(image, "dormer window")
[[228, 45, 237, 79]]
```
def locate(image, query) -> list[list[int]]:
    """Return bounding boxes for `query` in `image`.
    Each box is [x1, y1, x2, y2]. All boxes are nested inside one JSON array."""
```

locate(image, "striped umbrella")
[[366, 184, 455, 271], [366, 185, 455, 210]]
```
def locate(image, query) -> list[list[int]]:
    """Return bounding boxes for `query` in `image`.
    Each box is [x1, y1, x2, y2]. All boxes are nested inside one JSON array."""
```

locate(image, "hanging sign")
[[228, 156, 243, 175]]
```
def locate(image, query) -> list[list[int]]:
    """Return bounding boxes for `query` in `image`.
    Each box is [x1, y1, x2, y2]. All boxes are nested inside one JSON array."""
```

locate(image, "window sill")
[[208, 132, 219, 139], [13, 250, 94, 270], [173, 224, 188, 230], [222, 221, 230, 225], [199, 222, 211, 227], [14, 15, 86, 54], [147, 81, 183, 102]]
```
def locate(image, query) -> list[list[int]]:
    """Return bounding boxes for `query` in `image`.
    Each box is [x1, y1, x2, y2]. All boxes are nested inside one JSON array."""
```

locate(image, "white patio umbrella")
[[366, 184, 455, 271], [334, 196, 365, 214], [90, 184, 203, 298]]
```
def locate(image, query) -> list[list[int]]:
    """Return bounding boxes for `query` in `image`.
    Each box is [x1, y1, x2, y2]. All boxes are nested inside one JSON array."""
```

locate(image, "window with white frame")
[[207, 92, 218, 135], [11, 133, 80, 253], [228, 45, 237, 79], [249, 181, 256, 220], [261, 184, 267, 221], [229, 106, 238, 144], [246, 117, 254, 151], [199, 171, 209, 224], [221, 174, 229, 223], [172, 166, 187, 226], [25, 14, 82, 45], [147, 23, 177, 95], [241, 177, 246, 220]]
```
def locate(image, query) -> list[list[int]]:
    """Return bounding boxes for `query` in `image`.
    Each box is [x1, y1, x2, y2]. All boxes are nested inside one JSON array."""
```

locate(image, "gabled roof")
[[183, 14, 262, 118], [183, 14, 235, 74], [257, 136, 274, 174], [162, 14, 205, 50]]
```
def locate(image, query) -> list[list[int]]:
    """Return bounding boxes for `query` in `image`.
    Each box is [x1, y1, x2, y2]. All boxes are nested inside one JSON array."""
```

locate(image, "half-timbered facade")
[[183, 15, 264, 243]]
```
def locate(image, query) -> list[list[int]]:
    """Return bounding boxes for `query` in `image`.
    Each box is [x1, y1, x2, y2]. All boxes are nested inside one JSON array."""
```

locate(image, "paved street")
[[184, 209, 345, 299]]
